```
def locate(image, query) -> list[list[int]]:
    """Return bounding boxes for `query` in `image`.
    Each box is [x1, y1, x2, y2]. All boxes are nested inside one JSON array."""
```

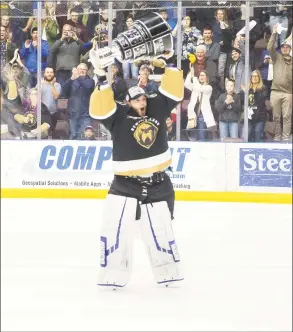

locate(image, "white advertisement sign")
[[1, 141, 291, 195], [1, 140, 226, 192]]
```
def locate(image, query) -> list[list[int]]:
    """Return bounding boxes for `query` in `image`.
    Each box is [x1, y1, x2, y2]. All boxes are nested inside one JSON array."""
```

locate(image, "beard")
[[45, 76, 54, 82]]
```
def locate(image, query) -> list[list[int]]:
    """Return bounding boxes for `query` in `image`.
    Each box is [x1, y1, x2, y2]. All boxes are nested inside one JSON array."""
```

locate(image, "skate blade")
[[97, 283, 125, 291], [157, 277, 184, 288]]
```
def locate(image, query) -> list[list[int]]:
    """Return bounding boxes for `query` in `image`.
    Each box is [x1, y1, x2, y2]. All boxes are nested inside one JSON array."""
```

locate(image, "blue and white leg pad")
[[140, 201, 184, 285], [97, 194, 137, 288]]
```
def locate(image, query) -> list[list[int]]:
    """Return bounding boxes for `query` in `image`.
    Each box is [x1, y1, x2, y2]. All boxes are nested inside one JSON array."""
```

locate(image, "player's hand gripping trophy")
[[89, 12, 174, 76]]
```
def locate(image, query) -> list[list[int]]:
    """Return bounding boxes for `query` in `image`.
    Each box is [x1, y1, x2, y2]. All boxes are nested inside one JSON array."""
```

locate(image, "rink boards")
[[1, 140, 292, 204]]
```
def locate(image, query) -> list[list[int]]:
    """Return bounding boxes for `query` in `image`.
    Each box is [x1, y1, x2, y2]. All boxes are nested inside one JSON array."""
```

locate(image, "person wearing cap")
[[89, 56, 184, 289], [267, 24, 292, 141], [82, 125, 95, 140], [225, 35, 250, 94]]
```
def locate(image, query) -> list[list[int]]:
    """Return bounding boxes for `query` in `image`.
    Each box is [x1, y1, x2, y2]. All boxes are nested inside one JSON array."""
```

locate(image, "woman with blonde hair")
[[185, 70, 216, 141], [241, 70, 269, 141]]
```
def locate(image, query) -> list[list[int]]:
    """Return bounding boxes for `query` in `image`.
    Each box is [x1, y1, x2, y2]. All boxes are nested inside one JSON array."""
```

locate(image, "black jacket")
[[215, 92, 242, 122], [248, 86, 269, 123], [62, 76, 95, 115]]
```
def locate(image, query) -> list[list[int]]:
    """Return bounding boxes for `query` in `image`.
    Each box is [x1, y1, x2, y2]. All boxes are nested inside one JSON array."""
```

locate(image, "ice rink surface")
[[1, 199, 292, 331]]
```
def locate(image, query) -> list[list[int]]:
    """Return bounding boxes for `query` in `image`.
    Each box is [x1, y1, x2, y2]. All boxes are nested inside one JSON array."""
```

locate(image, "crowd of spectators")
[[0, 0, 292, 142]]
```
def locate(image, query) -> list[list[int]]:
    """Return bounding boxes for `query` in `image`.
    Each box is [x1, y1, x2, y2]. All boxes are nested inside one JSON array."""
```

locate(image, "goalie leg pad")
[[97, 194, 137, 288], [140, 201, 183, 285]]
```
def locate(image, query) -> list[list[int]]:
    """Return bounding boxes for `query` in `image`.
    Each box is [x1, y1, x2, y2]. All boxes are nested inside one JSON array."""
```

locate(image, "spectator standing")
[[41, 67, 62, 138], [1, 16, 13, 43], [190, 45, 219, 90], [201, 25, 221, 65], [66, 8, 89, 43], [187, 45, 220, 120], [267, 24, 292, 141], [62, 63, 95, 139], [30, 1, 60, 48], [0, 26, 16, 72], [47, 24, 88, 88], [241, 70, 269, 142], [185, 70, 216, 141], [268, 3, 289, 48], [7, 1, 32, 48], [215, 80, 242, 140], [19, 27, 50, 88], [225, 37, 250, 94], [212, 9, 233, 89], [88, 7, 118, 40], [174, 16, 202, 78], [158, 9, 177, 31]]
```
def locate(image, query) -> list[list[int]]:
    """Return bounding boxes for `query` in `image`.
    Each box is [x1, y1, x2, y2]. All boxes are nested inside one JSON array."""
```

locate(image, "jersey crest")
[[133, 120, 158, 149]]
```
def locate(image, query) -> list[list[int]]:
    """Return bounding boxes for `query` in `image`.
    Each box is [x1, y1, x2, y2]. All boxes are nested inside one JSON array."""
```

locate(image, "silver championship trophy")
[[89, 12, 173, 70]]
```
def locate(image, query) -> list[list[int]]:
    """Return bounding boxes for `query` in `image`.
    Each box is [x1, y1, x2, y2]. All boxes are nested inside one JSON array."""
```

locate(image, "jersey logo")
[[21, 112, 37, 128], [133, 121, 158, 149], [116, 100, 126, 105], [147, 93, 157, 98]]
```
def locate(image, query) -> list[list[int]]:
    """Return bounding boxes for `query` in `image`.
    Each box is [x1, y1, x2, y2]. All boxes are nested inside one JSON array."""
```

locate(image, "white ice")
[[1, 199, 292, 331]]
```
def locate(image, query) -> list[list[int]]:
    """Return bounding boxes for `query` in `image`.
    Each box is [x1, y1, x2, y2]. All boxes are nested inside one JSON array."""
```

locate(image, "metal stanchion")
[[243, 1, 251, 142], [176, 1, 182, 142], [36, 1, 42, 140]]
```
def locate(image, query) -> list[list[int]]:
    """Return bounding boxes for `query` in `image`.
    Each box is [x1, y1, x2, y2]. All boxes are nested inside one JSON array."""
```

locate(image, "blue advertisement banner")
[[239, 148, 292, 188]]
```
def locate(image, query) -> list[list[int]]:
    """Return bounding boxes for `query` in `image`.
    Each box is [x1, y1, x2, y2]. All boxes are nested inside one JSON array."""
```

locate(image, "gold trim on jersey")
[[112, 149, 172, 176], [89, 85, 117, 119], [114, 158, 172, 176]]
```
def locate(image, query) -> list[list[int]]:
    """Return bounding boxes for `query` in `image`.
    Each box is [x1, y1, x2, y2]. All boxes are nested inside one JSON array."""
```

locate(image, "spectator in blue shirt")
[[158, 8, 177, 31], [19, 27, 50, 88]]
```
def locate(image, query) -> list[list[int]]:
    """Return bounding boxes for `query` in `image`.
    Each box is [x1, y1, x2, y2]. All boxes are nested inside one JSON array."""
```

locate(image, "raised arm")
[[159, 66, 184, 102], [89, 70, 117, 121], [267, 25, 279, 63]]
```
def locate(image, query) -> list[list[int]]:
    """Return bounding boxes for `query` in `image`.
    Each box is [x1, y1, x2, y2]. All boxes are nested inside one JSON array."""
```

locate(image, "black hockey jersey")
[[89, 67, 184, 176]]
